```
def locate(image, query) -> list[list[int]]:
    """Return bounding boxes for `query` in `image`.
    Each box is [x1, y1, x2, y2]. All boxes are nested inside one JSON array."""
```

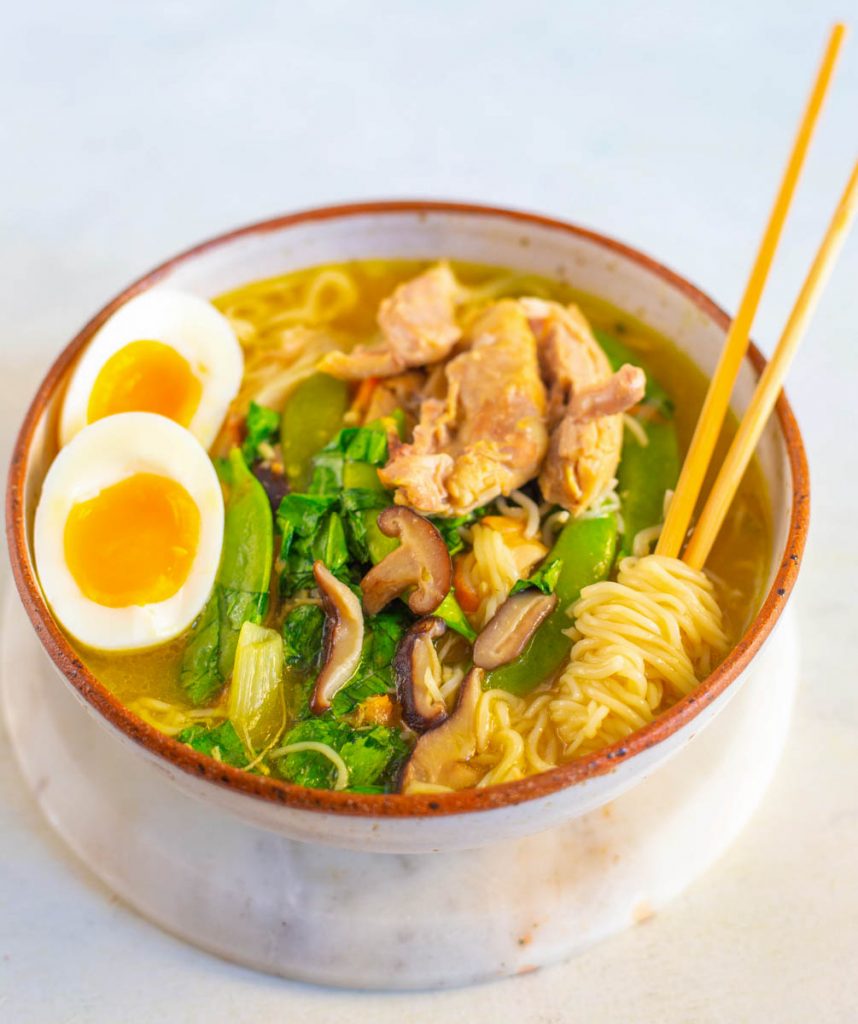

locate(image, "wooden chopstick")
[[684, 159, 858, 570], [656, 23, 847, 559]]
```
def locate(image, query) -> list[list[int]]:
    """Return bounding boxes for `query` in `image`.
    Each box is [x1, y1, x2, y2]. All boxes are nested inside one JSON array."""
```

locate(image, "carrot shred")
[[453, 554, 481, 614]]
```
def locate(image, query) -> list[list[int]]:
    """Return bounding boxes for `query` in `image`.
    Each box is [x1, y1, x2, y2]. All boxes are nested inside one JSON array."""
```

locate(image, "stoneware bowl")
[[4, 201, 808, 989]]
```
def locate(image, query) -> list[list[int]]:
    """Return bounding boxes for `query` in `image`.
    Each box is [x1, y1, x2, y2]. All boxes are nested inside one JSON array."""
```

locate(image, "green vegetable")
[[339, 489, 396, 563], [180, 449, 274, 705], [281, 373, 350, 489], [510, 558, 562, 596], [276, 493, 336, 557], [330, 608, 409, 716], [366, 608, 409, 665], [177, 591, 220, 705], [276, 421, 399, 595], [487, 513, 618, 695], [215, 450, 274, 677], [282, 604, 325, 671], [617, 420, 680, 559], [177, 721, 249, 768], [329, 672, 390, 718], [273, 717, 409, 791], [342, 461, 385, 492], [361, 508, 401, 564], [276, 492, 351, 595], [241, 401, 280, 465], [595, 330, 680, 559], [433, 590, 478, 642], [430, 508, 488, 557], [309, 423, 390, 494], [228, 621, 286, 756]]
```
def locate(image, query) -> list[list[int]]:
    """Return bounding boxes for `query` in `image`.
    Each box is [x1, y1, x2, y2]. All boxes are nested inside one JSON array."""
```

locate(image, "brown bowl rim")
[[5, 199, 809, 818]]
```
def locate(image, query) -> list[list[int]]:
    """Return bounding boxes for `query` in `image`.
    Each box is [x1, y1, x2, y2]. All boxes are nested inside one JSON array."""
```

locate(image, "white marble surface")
[[2, 0, 857, 1020]]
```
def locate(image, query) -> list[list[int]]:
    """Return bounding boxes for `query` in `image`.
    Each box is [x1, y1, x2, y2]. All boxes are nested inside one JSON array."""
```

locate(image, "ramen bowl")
[[3, 202, 808, 988]]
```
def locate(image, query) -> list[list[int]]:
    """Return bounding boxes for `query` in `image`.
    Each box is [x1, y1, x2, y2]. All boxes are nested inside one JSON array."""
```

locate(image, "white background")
[[2, 1, 857, 1020]]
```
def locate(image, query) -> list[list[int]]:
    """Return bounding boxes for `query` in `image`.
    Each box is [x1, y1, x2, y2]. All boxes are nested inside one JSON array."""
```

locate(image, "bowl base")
[[1, 587, 798, 990]]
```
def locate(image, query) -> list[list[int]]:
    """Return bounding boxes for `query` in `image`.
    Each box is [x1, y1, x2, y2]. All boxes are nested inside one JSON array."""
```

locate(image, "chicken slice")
[[361, 371, 426, 429], [520, 299, 645, 514], [319, 264, 462, 380], [379, 301, 549, 516]]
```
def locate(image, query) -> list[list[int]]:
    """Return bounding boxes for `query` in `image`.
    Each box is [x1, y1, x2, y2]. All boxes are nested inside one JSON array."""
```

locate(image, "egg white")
[[35, 413, 225, 652], [59, 288, 243, 450]]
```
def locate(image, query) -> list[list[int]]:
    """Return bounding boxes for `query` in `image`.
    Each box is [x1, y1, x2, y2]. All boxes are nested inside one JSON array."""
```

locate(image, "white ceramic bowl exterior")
[[4, 205, 804, 985]]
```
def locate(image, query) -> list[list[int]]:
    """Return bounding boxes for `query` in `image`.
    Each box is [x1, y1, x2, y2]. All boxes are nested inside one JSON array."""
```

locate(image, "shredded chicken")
[[318, 264, 462, 380], [521, 299, 645, 514], [379, 301, 549, 516], [361, 370, 426, 428]]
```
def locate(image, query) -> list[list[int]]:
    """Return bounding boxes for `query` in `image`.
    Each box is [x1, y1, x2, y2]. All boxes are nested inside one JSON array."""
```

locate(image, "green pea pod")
[[181, 448, 274, 705], [362, 509, 400, 564], [594, 329, 680, 560], [282, 373, 349, 489], [617, 419, 679, 559], [487, 513, 618, 696], [343, 460, 385, 492]]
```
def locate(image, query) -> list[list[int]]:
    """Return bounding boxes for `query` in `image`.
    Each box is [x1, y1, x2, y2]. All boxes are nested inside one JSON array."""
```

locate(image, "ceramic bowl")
[[3, 202, 808, 987]]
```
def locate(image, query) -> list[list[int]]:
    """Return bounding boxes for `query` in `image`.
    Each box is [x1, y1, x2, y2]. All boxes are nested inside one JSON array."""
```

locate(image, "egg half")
[[35, 412, 225, 651], [59, 288, 243, 450]]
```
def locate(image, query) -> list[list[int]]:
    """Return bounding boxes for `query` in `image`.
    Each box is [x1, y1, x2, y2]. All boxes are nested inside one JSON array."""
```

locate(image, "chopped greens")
[[177, 721, 248, 769], [282, 604, 325, 671], [329, 608, 409, 716], [308, 423, 390, 495], [241, 401, 280, 464], [276, 424, 398, 595], [430, 508, 487, 557], [510, 558, 563, 596], [273, 717, 409, 791]]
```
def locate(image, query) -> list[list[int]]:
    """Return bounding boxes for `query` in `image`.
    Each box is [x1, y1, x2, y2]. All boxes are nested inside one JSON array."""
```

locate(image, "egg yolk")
[[87, 340, 202, 427], [64, 473, 201, 608]]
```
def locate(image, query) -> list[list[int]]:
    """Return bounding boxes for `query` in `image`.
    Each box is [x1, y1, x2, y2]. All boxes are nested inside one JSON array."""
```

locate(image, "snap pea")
[[281, 373, 349, 489], [594, 330, 680, 560], [180, 448, 274, 705], [343, 460, 385, 492], [487, 513, 618, 695], [616, 419, 679, 559]]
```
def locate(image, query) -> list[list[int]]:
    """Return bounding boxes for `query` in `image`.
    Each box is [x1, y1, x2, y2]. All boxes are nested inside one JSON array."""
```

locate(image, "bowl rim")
[[5, 199, 810, 819]]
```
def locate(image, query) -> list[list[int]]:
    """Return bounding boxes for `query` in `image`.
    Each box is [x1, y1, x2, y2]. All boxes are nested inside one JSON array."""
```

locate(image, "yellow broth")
[[81, 259, 771, 712]]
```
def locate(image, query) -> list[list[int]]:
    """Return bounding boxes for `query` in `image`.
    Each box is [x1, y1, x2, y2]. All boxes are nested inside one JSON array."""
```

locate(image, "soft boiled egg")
[[35, 412, 224, 651], [59, 288, 243, 450]]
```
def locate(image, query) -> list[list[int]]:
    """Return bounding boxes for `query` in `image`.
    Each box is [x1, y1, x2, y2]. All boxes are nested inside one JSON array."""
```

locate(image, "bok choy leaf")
[[228, 621, 286, 756]]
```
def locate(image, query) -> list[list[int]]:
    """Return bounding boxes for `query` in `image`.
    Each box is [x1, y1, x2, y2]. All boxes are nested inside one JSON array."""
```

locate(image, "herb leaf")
[[178, 721, 248, 768], [510, 558, 563, 596], [273, 717, 408, 791], [242, 401, 281, 464], [282, 604, 325, 671]]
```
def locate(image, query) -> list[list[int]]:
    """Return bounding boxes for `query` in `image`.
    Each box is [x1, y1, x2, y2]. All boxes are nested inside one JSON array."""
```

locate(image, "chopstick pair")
[[654, 23, 856, 568]]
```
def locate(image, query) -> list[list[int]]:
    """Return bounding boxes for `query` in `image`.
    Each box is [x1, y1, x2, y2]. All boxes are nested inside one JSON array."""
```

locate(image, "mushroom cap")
[[472, 589, 558, 670], [393, 616, 449, 732], [359, 507, 452, 616], [400, 666, 484, 792], [311, 561, 365, 714]]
